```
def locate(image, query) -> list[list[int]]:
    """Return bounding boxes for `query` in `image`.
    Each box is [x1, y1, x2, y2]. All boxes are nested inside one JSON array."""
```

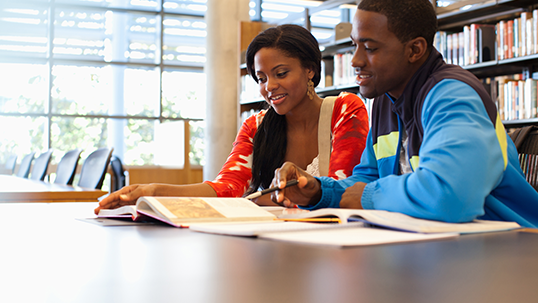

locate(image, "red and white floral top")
[[205, 92, 369, 197]]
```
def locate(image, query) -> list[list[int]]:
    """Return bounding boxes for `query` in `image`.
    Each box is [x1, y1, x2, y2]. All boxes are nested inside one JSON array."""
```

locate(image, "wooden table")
[[0, 168, 13, 175], [0, 202, 536, 303], [0, 175, 107, 202]]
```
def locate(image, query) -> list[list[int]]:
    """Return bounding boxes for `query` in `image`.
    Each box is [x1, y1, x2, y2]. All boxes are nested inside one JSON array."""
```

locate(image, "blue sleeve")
[[361, 79, 505, 222], [301, 130, 381, 210]]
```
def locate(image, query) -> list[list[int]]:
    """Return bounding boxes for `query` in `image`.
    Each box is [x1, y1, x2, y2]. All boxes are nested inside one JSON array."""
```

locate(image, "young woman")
[[95, 24, 369, 214]]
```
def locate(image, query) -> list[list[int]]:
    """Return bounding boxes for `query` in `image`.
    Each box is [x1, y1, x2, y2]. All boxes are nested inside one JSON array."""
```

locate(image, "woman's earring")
[[307, 79, 315, 100]]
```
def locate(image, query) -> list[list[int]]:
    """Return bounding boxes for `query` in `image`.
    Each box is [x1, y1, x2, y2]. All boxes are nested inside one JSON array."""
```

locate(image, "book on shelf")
[[452, 32, 459, 65], [513, 18, 522, 57], [436, 9, 538, 66], [534, 10, 538, 56], [277, 208, 521, 234], [446, 32, 453, 64], [496, 73, 538, 121], [458, 31, 465, 66], [332, 52, 355, 87], [497, 20, 507, 60], [463, 25, 469, 65], [521, 12, 532, 56], [97, 196, 277, 227], [507, 19, 514, 59], [477, 24, 496, 63], [435, 24, 497, 66], [495, 10, 538, 61]]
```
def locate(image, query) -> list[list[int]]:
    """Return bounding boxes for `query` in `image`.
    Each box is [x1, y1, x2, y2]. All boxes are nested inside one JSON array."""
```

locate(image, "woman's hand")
[[270, 162, 322, 208], [94, 184, 157, 215]]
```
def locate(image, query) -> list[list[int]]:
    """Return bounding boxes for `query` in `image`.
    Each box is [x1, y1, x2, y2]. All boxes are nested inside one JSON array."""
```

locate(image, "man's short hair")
[[358, 0, 438, 48]]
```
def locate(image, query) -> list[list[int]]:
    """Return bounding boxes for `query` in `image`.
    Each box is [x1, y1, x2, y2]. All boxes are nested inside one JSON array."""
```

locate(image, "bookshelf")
[[239, 0, 538, 127], [435, 0, 538, 127]]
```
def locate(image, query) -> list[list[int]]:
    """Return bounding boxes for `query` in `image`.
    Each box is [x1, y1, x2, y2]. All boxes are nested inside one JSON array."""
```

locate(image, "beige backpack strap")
[[318, 96, 336, 176]]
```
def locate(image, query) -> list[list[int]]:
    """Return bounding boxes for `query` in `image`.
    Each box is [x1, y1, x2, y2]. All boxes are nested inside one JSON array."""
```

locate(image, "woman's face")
[[254, 47, 314, 115]]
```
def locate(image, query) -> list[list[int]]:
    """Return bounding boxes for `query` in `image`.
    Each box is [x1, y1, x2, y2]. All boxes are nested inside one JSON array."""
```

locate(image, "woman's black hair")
[[244, 24, 321, 195]]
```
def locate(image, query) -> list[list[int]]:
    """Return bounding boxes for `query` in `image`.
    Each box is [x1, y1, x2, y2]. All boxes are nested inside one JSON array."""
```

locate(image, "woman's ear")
[[306, 67, 315, 80], [407, 37, 428, 64]]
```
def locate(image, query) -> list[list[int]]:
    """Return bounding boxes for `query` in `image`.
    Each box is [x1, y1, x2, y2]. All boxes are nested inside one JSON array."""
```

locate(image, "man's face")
[[351, 9, 413, 99]]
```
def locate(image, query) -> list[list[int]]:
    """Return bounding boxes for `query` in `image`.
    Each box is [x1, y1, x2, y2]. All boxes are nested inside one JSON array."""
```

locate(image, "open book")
[[97, 196, 276, 227], [257, 227, 458, 248], [189, 221, 362, 236], [189, 221, 459, 247], [277, 208, 521, 234]]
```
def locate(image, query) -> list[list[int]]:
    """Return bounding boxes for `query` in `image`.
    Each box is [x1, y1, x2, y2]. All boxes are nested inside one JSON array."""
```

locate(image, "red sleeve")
[[204, 111, 265, 197], [328, 92, 369, 180]]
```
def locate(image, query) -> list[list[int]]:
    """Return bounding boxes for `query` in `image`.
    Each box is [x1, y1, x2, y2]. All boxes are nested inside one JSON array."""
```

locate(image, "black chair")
[[4, 155, 17, 174], [110, 155, 127, 192], [509, 125, 538, 191], [16, 152, 35, 178], [54, 149, 83, 185], [30, 149, 54, 181], [78, 147, 113, 190]]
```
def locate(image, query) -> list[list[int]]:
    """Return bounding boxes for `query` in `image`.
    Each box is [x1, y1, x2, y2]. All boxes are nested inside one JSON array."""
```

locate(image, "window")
[[0, 0, 206, 167], [1, 0, 354, 168], [249, 0, 355, 43]]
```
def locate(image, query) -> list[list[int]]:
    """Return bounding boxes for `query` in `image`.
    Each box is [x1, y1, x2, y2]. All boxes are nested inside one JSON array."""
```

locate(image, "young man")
[[271, 0, 538, 227]]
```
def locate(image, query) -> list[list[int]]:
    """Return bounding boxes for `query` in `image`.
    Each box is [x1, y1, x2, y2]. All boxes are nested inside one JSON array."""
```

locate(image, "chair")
[[110, 155, 127, 192], [30, 149, 54, 181], [54, 149, 83, 185], [4, 155, 17, 174], [16, 152, 36, 178], [509, 125, 538, 191], [78, 147, 113, 189]]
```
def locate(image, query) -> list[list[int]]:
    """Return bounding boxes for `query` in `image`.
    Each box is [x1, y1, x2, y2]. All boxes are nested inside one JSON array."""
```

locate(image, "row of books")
[[240, 74, 262, 104], [434, 24, 496, 66], [433, 9, 538, 66], [497, 10, 538, 60], [331, 52, 356, 87], [496, 74, 538, 121]]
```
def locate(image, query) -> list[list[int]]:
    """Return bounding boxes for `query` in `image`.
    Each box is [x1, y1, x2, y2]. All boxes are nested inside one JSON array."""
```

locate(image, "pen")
[[280, 218, 341, 223], [244, 179, 299, 200]]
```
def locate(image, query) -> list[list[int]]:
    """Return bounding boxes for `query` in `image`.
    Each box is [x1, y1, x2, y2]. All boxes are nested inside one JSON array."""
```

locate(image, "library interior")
[[1, 0, 538, 302]]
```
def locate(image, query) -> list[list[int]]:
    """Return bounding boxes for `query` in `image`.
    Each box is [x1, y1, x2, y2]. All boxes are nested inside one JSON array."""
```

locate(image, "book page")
[[190, 221, 364, 237], [351, 210, 521, 234], [259, 227, 458, 247], [143, 197, 226, 220], [278, 208, 521, 234], [137, 197, 275, 225], [98, 205, 137, 218], [202, 198, 276, 219]]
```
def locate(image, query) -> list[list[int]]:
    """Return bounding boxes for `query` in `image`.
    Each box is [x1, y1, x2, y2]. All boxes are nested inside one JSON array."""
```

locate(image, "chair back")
[[54, 149, 83, 185], [510, 125, 538, 191], [16, 152, 36, 178], [78, 147, 113, 189], [5, 155, 17, 174], [30, 149, 54, 181], [110, 155, 127, 191]]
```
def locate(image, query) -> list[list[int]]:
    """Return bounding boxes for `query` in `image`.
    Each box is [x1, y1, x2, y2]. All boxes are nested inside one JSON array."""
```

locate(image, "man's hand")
[[340, 182, 366, 209], [270, 162, 322, 208]]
